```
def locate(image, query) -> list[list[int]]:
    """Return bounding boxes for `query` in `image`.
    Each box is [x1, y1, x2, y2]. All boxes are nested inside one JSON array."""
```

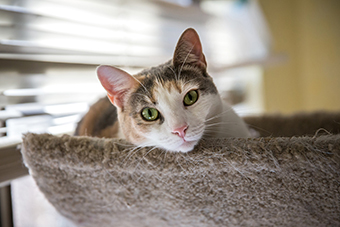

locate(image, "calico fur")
[[76, 28, 250, 152]]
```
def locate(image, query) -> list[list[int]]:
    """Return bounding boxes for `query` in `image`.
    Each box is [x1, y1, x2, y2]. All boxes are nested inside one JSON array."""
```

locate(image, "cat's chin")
[[172, 140, 198, 153]]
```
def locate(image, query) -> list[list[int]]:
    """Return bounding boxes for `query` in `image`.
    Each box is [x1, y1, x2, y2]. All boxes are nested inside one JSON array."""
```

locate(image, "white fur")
[[135, 82, 250, 153]]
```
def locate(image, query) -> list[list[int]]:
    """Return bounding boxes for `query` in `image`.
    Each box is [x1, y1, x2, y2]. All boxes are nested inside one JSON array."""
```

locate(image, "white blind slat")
[[0, 0, 270, 170]]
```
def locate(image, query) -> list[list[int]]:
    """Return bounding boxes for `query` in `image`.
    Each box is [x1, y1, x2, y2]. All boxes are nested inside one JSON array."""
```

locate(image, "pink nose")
[[172, 125, 188, 139]]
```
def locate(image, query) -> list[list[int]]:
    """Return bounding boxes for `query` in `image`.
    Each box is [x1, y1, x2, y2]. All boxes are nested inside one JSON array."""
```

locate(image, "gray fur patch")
[[129, 60, 218, 115]]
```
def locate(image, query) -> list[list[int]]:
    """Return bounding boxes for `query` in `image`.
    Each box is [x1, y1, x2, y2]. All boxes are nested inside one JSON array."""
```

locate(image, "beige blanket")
[[21, 111, 340, 227]]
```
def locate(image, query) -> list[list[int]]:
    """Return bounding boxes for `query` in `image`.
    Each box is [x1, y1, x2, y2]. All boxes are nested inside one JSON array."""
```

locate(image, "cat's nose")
[[172, 125, 188, 139]]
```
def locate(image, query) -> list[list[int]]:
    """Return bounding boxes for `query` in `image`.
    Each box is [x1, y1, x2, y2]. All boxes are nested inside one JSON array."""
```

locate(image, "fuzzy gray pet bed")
[[21, 111, 340, 227]]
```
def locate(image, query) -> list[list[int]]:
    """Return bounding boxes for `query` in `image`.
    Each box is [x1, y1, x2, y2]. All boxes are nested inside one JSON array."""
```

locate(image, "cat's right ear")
[[173, 28, 207, 70], [96, 65, 137, 109]]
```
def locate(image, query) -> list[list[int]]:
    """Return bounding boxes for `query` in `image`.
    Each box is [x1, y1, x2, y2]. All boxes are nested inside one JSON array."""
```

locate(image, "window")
[[0, 0, 270, 226]]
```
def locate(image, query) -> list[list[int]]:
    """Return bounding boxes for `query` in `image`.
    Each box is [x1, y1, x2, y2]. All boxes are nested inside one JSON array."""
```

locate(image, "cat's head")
[[97, 28, 221, 152]]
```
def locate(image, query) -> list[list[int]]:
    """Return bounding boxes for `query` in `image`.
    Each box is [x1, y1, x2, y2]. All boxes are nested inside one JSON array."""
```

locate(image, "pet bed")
[[21, 111, 340, 227]]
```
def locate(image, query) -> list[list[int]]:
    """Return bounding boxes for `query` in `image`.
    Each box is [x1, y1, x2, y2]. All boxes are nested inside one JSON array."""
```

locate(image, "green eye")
[[183, 90, 198, 106], [141, 107, 159, 121]]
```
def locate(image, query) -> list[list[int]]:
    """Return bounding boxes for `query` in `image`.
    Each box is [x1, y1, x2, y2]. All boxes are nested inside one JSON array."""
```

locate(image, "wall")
[[259, 0, 340, 113]]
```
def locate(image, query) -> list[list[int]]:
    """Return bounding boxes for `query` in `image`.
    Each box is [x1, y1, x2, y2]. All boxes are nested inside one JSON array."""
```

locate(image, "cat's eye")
[[183, 90, 198, 106], [141, 107, 159, 121]]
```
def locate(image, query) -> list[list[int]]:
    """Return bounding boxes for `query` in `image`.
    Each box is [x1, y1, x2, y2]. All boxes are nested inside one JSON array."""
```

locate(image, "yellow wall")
[[259, 0, 340, 113]]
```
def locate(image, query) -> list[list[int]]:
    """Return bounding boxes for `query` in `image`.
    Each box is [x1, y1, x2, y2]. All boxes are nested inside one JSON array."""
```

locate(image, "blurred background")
[[0, 0, 339, 226]]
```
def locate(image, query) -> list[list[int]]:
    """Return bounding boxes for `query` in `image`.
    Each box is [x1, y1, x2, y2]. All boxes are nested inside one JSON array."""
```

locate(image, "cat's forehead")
[[131, 75, 198, 105], [129, 61, 217, 108], [154, 79, 199, 98], [137, 60, 206, 84]]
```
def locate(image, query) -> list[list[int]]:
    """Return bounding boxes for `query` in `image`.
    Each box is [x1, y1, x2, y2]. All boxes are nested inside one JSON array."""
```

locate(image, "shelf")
[[0, 141, 28, 187]]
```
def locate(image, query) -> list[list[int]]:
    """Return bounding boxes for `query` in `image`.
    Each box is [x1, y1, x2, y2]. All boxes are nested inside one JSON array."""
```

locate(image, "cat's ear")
[[97, 65, 137, 109], [173, 28, 207, 69]]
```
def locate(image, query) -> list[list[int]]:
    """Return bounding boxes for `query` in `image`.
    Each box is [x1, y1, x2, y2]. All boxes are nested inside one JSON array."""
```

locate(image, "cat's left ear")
[[97, 65, 137, 109], [173, 28, 207, 70]]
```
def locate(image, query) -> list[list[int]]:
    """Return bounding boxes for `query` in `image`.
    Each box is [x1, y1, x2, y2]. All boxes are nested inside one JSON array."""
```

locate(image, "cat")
[[75, 28, 250, 152]]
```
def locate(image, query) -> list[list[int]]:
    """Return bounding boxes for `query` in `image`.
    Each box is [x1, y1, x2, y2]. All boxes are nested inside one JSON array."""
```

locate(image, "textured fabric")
[[21, 111, 340, 227], [244, 111, 340, 137]]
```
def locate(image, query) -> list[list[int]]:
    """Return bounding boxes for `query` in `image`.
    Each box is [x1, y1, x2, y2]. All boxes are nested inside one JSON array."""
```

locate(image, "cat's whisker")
[[131, 92, 150, 98], [203, 128, 235, 133], [121, 146, 140, 164], [203, 126, 235, 132], [122, 146, 145, 166], [205, 121, 244, 128], [131, 75, 152, 97], [162, 150, 169, 162], [112, 140, 134, 146], [130, 92, 154, 105], [205, 121, 241, 125], [113, 142, 135, 148], [100, 164, 124, 188], [167, 65, 178, 81], [243, 123, 271, 136], [181, 153, 198, 167], [205, 108, 235, 123], [156, 149, 166, 160], [181, 78, 198, 90], [175, 155, 186, 172], [202, 131, 235, 137], [158, 136, 176, 144], [202, 129, 234, 135], [133, 146, 158, 171], [154, 72, 164, 87]]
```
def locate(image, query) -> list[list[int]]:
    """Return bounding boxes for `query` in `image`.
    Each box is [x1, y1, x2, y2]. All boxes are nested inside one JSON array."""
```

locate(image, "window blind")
[[0, 0, 270, 183]]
